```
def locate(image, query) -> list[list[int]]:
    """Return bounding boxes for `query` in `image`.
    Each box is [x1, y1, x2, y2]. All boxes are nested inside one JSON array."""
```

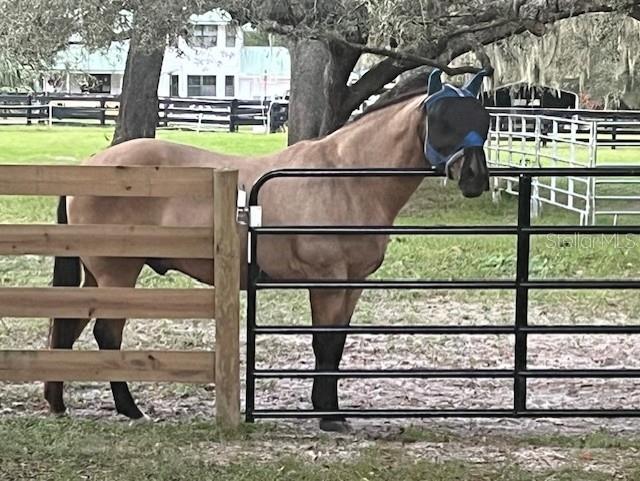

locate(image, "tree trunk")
[[287, 39, 360, 145], [287, 40, 330, 144], [111, 32, 165, 146]]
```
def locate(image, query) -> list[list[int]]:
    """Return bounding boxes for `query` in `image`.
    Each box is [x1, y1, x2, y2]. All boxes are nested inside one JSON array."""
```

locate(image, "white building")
[[48, 10, 290, 100]]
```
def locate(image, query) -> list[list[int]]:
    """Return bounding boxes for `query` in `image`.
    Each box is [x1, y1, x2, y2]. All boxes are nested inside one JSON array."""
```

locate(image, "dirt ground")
[[4, 291, 640, 474]]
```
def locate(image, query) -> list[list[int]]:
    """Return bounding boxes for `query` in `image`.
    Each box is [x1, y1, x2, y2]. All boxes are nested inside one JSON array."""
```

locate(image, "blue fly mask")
[[423, 69, 491, 177]]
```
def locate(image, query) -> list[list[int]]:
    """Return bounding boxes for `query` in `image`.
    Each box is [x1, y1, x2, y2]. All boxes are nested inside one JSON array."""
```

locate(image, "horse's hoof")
[[319, 419, 351, 433], [117, 404, 147, 421], [128, 412, 153, 425], [50, 409, 68, 418]]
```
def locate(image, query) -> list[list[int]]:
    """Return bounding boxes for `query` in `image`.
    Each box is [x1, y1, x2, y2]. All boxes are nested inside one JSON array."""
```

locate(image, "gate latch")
[[237, 188, 248, 224]]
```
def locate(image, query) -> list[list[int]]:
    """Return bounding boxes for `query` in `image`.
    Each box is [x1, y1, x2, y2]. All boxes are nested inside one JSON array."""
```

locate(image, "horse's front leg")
[[309, 288, 362, 433]]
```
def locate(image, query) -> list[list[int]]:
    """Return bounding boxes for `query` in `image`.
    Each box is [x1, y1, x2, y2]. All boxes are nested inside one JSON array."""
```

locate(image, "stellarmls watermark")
[[544, 234, 638, 249]]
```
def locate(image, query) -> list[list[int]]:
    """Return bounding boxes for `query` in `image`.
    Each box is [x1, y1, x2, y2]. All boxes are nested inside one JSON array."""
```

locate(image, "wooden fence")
[[0, 165, 241, 427], [0, 93, 289, 133]]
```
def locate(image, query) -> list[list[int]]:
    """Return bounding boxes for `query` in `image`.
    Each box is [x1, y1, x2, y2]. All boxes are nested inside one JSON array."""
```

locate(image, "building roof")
[[191, 9, 232, 24], [52, 43, 292, 79], [53, 42, 128, 73], [240, 47, 290, 77]]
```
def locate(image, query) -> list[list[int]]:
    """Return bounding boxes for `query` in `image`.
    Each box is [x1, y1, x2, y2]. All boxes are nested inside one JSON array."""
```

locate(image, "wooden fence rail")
[[0, 165, 241, 427], [0, 93, 289, 133]]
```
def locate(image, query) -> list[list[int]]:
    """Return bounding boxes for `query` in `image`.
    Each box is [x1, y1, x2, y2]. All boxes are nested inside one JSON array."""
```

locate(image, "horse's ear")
[[427, 69, 442, 95], [463, 69, 490, 97]]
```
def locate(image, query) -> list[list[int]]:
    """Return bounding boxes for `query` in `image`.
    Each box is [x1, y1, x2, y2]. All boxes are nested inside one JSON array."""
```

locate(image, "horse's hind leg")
[[309, 288, 362, 433], [93, 318, 146, 419], [44, 267, 95, 414], [85, 258, 146, 420]]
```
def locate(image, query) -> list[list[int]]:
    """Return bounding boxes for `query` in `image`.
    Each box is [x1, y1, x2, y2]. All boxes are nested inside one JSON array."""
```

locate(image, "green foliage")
[[0, 0, 223, 72], [482, 14, 640, 108]]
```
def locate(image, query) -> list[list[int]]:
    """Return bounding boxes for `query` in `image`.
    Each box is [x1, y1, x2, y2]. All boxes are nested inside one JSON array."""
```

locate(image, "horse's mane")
[[350, 86, 428, 124]]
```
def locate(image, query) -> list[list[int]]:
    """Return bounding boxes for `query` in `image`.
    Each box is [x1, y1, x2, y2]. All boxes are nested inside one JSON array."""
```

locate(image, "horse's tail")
[[53, 196, 81, 287]]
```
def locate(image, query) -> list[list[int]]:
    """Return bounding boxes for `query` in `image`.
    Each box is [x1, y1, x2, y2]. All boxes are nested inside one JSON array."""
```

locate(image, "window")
[[85, 74, 111, 94], [192, 24, 217, 48], [170, 75, 179, 97], [225, 26, 236, 47], [187, 75, 216, 97], [225, 76, 235, 97]]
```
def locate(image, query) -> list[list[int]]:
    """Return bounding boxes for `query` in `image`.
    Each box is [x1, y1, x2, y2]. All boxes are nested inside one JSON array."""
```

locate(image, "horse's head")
[[423, 69, 491, 198]]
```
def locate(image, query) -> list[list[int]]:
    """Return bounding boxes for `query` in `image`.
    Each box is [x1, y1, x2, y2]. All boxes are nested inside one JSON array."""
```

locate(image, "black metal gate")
[[246, 167, 640, 422]]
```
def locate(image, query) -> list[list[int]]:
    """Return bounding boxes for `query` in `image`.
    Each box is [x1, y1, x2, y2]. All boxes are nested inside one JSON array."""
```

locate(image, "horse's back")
[[82, 137, 239, 169]]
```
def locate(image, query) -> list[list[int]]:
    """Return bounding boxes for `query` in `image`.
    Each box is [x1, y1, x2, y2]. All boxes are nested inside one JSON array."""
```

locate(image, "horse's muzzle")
[[458, 147, 489, 198]]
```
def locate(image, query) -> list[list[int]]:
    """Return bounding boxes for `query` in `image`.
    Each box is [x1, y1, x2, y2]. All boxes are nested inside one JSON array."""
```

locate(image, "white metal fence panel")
[[487, 111, 640, 225]]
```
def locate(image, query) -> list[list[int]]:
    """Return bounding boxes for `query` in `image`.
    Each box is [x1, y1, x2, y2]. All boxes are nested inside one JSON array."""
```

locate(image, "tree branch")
[[328, 35, 485, 75], [260, 22, 488, 76], [346, 57, 410, 112]]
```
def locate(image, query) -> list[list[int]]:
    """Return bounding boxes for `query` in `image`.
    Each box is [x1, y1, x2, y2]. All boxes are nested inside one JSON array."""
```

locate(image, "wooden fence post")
[[229, 99, 238, 133], [100, 98, 106, 126], [26, 94, 32, 126], [213, 168, 241, 428]]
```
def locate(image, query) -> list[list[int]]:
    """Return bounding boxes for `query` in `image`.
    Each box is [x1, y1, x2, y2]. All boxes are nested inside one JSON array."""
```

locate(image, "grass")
[[0, 125, 286, 163], [491, 141, 640, 165], [398, 424, 640, 450], [2, 126, 640, 479], [0, 417, 634, 481]]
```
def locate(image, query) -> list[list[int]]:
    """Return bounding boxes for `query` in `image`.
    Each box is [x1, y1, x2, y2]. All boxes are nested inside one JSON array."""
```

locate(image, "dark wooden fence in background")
[[0, 93, 289, 133]]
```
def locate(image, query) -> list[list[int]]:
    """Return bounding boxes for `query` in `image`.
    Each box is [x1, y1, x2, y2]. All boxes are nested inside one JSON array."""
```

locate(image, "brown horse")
[[45, 70, 491, 432]]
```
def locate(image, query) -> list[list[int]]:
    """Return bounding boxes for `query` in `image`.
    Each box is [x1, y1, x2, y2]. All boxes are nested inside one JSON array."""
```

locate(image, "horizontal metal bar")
[[523, 325, 640, 334], [594, 179, 640, 184], [535, 185, 589, 200], [489, 107, 640, 116], [254, 324, 640, 335], [250, 409, 640, 419], [594, 211, 640, 216], [256, 279, 640, 290], [524, 369, 640, 378], [251, 409, 516, 418], [489, 111, 597, 126], [254, 325, 515, 335], [537, 174, 591, 184], [253, 369, 513, 379], [252, 167, 640, 185], [523, 280, 640, 289], [484, 168, 637, 176], [597, 142, 640, 147], [534, 198, 588, 215], [251, 226, 518, 235], [252, 225, 640, 236], [522, 226, 640, 234], [596, 195, 640, 201], [255, 280, 516, 290], [253, 368, 640, 379]]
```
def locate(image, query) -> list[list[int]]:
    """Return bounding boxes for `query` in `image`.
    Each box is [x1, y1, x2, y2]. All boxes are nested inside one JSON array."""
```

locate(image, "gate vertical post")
[[26, 94, 32, 126], [588, 121, 598, 225], [214, 168, 241, 428], [100, 98, 106, 126], [514, 174, 532, 414], [245, 202, 259, 423]]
